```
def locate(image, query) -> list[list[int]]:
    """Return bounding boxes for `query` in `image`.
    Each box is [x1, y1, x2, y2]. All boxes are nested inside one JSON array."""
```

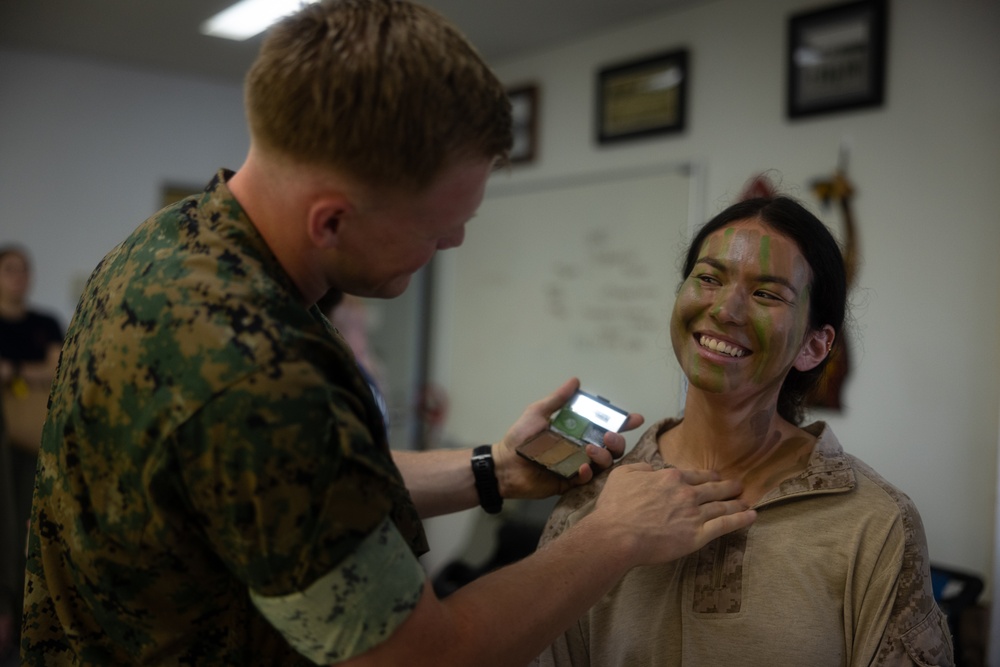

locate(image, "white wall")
[[0, 50, 248, 322], [425, 0, 1000, 604], [2, 0, 999, 631]]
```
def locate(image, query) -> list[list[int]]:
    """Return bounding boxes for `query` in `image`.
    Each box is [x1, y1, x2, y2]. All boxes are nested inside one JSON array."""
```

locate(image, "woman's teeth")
[[699, 335, 746, 358]]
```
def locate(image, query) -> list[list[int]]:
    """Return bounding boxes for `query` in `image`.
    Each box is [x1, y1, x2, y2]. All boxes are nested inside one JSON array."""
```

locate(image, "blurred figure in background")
[[0, 244, 63, 665], [319, 290, 390, 437]]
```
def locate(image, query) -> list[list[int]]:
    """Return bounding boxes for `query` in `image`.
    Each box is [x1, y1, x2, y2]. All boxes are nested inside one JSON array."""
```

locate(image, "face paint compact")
[[516, 390, 629, 478]]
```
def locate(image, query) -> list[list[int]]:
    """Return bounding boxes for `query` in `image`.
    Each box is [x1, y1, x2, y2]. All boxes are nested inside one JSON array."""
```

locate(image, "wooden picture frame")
[[786, 0, 887, 119], [597, 49, 688, 144]]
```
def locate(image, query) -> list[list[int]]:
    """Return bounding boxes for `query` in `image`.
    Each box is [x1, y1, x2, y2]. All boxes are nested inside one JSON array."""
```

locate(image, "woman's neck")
[[660, 391, 815, 504]]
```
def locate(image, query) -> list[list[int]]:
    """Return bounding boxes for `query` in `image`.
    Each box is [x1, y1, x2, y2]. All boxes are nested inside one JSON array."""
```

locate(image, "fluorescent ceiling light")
[[201, 0, 320, 41]]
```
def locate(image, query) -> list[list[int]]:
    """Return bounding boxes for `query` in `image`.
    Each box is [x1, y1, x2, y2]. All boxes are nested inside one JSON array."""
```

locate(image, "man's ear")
[[794, 324, 836, 372], [305, 195, 353, 249]]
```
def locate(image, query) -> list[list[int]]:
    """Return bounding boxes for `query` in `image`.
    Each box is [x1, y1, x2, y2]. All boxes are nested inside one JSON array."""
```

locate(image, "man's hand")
[[588, 464, 757, 566], [493, 378, 645, 499]]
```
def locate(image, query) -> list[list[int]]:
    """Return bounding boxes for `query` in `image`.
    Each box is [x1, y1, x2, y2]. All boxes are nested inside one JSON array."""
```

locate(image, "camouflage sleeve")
[[250, 516, 425, 664], [863, 499, 955, 666], [174, 358, 419, 598]]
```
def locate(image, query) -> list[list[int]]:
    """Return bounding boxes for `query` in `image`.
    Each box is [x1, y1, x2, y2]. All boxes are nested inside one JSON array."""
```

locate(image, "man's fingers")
[[613, 461, 654, 474], [691, 478, 745, 504], [701, 498, 753, 521], [586, 442, 617, 467], [619, 412, 645, 433], [701, 507, 757, 543], [533, 377, 579, 416], [597, 433, 623, 458], [674, 468, 723, 485]]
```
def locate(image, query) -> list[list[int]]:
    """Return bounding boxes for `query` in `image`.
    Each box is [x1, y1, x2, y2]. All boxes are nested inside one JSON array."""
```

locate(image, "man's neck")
[[227, 156, 325, 306]]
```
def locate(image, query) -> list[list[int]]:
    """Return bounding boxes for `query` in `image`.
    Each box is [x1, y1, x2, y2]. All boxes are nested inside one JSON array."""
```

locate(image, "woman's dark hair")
[[680, 196, 847, 424]]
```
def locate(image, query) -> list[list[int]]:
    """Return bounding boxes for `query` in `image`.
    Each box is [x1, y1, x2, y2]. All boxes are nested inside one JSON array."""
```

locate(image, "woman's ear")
[[305, 196, 353, 249], [794, 324, 836, 372]]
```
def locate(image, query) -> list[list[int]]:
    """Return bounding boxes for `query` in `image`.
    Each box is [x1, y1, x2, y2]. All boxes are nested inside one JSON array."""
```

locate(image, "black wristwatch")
[[471, 445, 503, 514]]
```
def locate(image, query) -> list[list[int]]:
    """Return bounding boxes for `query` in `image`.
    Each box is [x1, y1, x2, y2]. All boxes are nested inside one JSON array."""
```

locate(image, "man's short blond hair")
[[245, 0, 512, 191]]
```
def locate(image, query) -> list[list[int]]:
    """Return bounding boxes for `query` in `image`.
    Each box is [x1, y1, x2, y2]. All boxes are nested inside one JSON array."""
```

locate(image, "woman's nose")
[[711, 287, 748, 325]]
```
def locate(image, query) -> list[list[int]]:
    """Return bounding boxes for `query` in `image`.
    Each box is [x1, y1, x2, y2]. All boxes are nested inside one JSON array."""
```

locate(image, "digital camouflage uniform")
[[533, 420, 954, 667], [21, 170, 428, 666]]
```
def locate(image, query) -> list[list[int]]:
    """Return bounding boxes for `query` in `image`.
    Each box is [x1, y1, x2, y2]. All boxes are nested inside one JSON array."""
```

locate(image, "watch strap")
[[471, 445, 503, 514]]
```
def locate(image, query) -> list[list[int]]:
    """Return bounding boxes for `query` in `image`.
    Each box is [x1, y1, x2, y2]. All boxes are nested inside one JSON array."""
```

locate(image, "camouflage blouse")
[[21, 170, 428, 665]]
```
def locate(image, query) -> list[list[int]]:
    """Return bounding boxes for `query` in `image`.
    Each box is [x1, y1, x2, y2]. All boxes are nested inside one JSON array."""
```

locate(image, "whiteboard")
[[432, 165, 696, 451]]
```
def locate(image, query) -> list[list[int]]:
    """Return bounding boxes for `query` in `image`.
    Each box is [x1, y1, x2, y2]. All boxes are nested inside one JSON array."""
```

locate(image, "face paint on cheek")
[[746, 235, 774, 384], [749, 310, 773, 384], [671, 291, 724, 389], [683, 346, 725, 389], [696, 359, 726, 388]]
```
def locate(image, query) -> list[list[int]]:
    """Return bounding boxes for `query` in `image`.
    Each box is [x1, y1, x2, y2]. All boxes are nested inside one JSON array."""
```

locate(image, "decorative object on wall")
[[737, 172, 780, 201], [597, 49, 688, 144], [807, 148, 859, 410], [506, 84, 539, 164], [786, 0, 887, 119]]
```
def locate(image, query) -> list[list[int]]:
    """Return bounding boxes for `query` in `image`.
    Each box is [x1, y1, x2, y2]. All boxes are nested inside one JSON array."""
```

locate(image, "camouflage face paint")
[[670, 219, 814, 397]]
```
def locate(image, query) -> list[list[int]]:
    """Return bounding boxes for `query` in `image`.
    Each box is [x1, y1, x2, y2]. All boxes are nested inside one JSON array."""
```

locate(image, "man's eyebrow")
[[694, 256, 800, 295]]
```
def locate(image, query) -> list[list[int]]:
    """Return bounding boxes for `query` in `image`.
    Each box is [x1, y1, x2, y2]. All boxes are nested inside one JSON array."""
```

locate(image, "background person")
[[0, 244, 63, 664], [533, 196, 953, 666], [0, 245, 63, 449], [20, 2, 756, 665], [318, 290, 391, 438]]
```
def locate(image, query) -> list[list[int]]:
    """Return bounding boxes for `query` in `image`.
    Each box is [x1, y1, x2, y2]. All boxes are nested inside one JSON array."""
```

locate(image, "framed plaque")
[[507, 84, 539, 164], [787, 0, 887, 118], [597, 49, 688, 144]]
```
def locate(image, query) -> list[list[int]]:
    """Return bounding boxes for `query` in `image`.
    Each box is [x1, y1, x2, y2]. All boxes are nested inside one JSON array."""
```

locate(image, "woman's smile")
[[695, 333, 750, 359]]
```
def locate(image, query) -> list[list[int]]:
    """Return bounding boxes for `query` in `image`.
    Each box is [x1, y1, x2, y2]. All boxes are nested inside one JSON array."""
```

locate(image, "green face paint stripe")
[[721, 227, 735, 256], [687, 349, 724, 387], [750, 310, 772, 383], [750, 234, 772, 383], [759, 235, 771, 273]]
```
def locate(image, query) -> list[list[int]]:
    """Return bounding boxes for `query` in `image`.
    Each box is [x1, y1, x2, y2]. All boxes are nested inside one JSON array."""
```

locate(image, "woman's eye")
[[697, 274, 720, 286], [754, 290, 787, 302]]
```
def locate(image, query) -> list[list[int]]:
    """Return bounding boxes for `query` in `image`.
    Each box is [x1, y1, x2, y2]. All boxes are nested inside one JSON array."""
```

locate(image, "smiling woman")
[[671, 217, 830, 416], [532, 196, 955, 667]]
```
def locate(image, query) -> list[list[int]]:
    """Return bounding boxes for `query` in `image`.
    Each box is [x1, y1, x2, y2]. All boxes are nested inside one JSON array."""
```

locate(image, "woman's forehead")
[[702, 219, 793, 256], [700, 219, 810, 280]]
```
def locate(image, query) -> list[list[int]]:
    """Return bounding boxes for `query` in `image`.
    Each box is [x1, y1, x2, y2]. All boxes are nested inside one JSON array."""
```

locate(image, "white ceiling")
[[0, 0, 712, 84]]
